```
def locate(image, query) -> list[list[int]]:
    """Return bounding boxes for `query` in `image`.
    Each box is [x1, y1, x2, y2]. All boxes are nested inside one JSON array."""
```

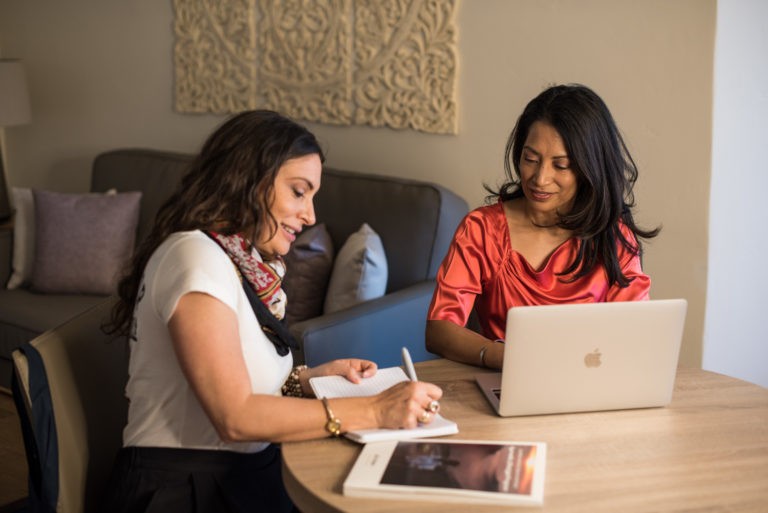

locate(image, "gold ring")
[[419, 410, 432, 423], [427, 400, 440, 414]]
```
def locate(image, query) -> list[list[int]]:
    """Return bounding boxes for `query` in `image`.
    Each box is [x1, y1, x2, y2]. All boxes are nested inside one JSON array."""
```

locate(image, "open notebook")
[[476, 299, 688, 417], [310, 367, 458, 443]]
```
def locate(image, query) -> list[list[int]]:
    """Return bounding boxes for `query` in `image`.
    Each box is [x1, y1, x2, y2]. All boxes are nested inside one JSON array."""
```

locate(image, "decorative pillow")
[[324, 223, 388, 314], [30, 189, 142, 295], [6, 187, 35, 289], [282, 223, 335, 325]]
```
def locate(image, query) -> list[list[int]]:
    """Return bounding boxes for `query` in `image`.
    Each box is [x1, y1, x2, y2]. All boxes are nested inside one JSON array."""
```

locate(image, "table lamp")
[[0, 59, 32, 221]]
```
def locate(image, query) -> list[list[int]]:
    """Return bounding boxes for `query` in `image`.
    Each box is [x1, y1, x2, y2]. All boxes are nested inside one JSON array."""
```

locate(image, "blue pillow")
[[324, 223, 388, 313]]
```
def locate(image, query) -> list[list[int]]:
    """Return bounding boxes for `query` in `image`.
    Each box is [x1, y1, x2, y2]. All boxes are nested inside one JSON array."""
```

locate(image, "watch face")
[[327, 419, 341, 436]]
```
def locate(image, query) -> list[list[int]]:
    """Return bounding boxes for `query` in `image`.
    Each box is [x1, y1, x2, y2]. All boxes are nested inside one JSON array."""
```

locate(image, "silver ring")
[[419, 410, 432, 423], [427, 400, 440, 414]]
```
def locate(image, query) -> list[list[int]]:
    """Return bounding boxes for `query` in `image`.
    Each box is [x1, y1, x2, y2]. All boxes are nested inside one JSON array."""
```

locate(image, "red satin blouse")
[[427, 201, 651, 341]]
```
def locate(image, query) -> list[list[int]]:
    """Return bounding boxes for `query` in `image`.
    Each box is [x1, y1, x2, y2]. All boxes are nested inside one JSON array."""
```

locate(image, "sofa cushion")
[[324, 223, 388, 314], [30, 189, 142, 295], [283, 223, 335, 326], [6, 187, 35, 289]]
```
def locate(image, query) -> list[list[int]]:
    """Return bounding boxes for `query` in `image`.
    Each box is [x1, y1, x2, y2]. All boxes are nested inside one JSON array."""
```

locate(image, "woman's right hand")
[[371, 380, 443, 429]]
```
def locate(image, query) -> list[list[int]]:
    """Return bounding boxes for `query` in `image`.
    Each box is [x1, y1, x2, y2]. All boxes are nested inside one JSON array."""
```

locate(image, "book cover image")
[[381, 441, 538, 495], [344, 439, 546, 505]]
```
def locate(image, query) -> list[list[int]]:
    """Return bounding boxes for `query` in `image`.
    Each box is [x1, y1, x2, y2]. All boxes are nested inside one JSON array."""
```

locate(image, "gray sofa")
[[0, 148, 468, 389]]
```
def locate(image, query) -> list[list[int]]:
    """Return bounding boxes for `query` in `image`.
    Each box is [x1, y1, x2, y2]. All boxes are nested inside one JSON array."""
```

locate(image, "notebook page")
[[310, 367, 409, 398], [309, 366, 459, 443]]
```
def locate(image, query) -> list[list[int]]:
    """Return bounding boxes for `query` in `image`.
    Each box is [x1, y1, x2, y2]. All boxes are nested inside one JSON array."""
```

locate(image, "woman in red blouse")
[[426, 84, 659, 369]]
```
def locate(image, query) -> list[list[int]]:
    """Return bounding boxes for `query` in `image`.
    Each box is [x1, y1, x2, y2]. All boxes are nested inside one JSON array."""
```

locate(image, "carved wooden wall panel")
[[173, 0, 257, 113], [352, 0, 457, 133], [257, 0, 354, 125], [173, 0, 458, 134]]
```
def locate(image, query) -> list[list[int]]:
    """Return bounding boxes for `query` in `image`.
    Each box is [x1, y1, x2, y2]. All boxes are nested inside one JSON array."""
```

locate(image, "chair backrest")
[[12, 298, 128, 513]]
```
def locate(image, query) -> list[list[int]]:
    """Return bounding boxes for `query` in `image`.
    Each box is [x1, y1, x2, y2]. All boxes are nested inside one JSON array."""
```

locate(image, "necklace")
[[529, 217, 559, 229], [523, 201, 560, 229]]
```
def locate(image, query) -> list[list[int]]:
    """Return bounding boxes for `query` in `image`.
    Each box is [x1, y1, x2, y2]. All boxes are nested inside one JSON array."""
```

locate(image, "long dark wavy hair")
[[487, 84, 659, 287], [107, 110, 324, 336]]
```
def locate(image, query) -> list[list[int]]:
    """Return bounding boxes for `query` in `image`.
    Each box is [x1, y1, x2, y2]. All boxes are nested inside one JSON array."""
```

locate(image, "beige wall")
[[0, 1, 715, 366]]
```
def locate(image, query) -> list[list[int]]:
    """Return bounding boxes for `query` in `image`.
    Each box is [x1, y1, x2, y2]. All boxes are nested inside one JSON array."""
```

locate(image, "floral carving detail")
[[257, 0, 353, 125], [173, 0, 256, 113], [353, 0, 458, 134], [173, 0, 458, 134]]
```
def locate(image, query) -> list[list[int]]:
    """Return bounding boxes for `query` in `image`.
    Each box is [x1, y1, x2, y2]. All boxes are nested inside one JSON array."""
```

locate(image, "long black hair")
[[488, 84, 659, 287], [107, 110, 324, 336]]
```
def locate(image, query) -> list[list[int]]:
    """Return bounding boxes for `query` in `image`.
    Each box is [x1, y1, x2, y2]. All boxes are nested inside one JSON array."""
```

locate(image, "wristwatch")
[[321, 397, 342, 437]]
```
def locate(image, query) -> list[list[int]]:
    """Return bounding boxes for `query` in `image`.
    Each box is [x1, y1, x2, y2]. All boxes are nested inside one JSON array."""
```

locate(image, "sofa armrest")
[[289, 280, 439, 368]]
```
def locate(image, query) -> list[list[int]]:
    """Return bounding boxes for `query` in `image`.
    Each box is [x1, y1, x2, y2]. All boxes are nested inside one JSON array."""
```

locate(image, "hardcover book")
[[343, 439, 546, 506]]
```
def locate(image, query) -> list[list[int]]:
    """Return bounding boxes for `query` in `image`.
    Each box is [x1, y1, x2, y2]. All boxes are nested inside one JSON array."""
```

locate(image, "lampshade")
[[0, 59, 31, 220], [0, 59, 31, 127]]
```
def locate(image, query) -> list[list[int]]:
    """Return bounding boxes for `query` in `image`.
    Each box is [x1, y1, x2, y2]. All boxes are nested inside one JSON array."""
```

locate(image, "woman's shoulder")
[[464, 201, 506, 230], [152, 230, 229, 269], [145, 230, 242, 322], [615, 220, 640, 244], [451, 201, 510, 260], [159, 230, 218, 252]]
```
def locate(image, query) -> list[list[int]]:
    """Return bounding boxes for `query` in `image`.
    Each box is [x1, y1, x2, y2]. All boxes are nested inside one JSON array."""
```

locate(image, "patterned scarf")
[[206, 231, 287, 320], [206, 231, 298, 356]]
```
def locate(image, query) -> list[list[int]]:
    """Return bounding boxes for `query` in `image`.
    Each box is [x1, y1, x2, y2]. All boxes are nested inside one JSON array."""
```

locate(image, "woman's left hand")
[[301, 359, 378, 396]]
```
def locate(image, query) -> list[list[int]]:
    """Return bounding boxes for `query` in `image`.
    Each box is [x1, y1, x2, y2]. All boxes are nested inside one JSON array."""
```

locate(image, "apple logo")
[[584, 348, 602, 368]]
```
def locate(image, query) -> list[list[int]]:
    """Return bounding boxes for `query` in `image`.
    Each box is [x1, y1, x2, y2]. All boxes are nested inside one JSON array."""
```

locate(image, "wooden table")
[[282, 359, 768, 512]]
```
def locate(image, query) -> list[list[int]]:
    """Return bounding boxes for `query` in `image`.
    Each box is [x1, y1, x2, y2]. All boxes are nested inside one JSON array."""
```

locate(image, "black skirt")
[[101, 444, 296, 513]]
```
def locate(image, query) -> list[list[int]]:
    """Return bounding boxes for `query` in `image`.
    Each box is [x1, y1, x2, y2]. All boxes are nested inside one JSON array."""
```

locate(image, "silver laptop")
[[475, 299, 687, 416]]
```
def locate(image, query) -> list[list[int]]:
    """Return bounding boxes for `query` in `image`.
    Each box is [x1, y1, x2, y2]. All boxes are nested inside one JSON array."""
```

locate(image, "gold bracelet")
[[281, 365, 308, 397]]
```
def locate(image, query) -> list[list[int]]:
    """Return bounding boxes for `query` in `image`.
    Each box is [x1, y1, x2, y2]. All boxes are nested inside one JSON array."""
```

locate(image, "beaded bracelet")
[[281, 365, 308, 397]]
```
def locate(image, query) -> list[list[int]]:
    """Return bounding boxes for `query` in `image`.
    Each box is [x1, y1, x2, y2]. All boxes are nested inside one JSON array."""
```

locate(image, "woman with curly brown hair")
[[103, 110, 442, 512]]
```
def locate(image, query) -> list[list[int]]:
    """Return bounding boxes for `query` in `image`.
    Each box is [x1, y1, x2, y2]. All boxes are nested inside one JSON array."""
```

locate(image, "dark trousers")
[[101, 445, 296, 513]]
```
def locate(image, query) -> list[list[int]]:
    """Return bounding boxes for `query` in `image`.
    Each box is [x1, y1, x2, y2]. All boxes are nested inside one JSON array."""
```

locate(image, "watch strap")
[[321, 397, 342, 437]]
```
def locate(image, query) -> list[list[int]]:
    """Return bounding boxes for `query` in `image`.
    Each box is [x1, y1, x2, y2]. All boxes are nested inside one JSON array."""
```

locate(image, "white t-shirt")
[[123, 231, 293, 453]]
